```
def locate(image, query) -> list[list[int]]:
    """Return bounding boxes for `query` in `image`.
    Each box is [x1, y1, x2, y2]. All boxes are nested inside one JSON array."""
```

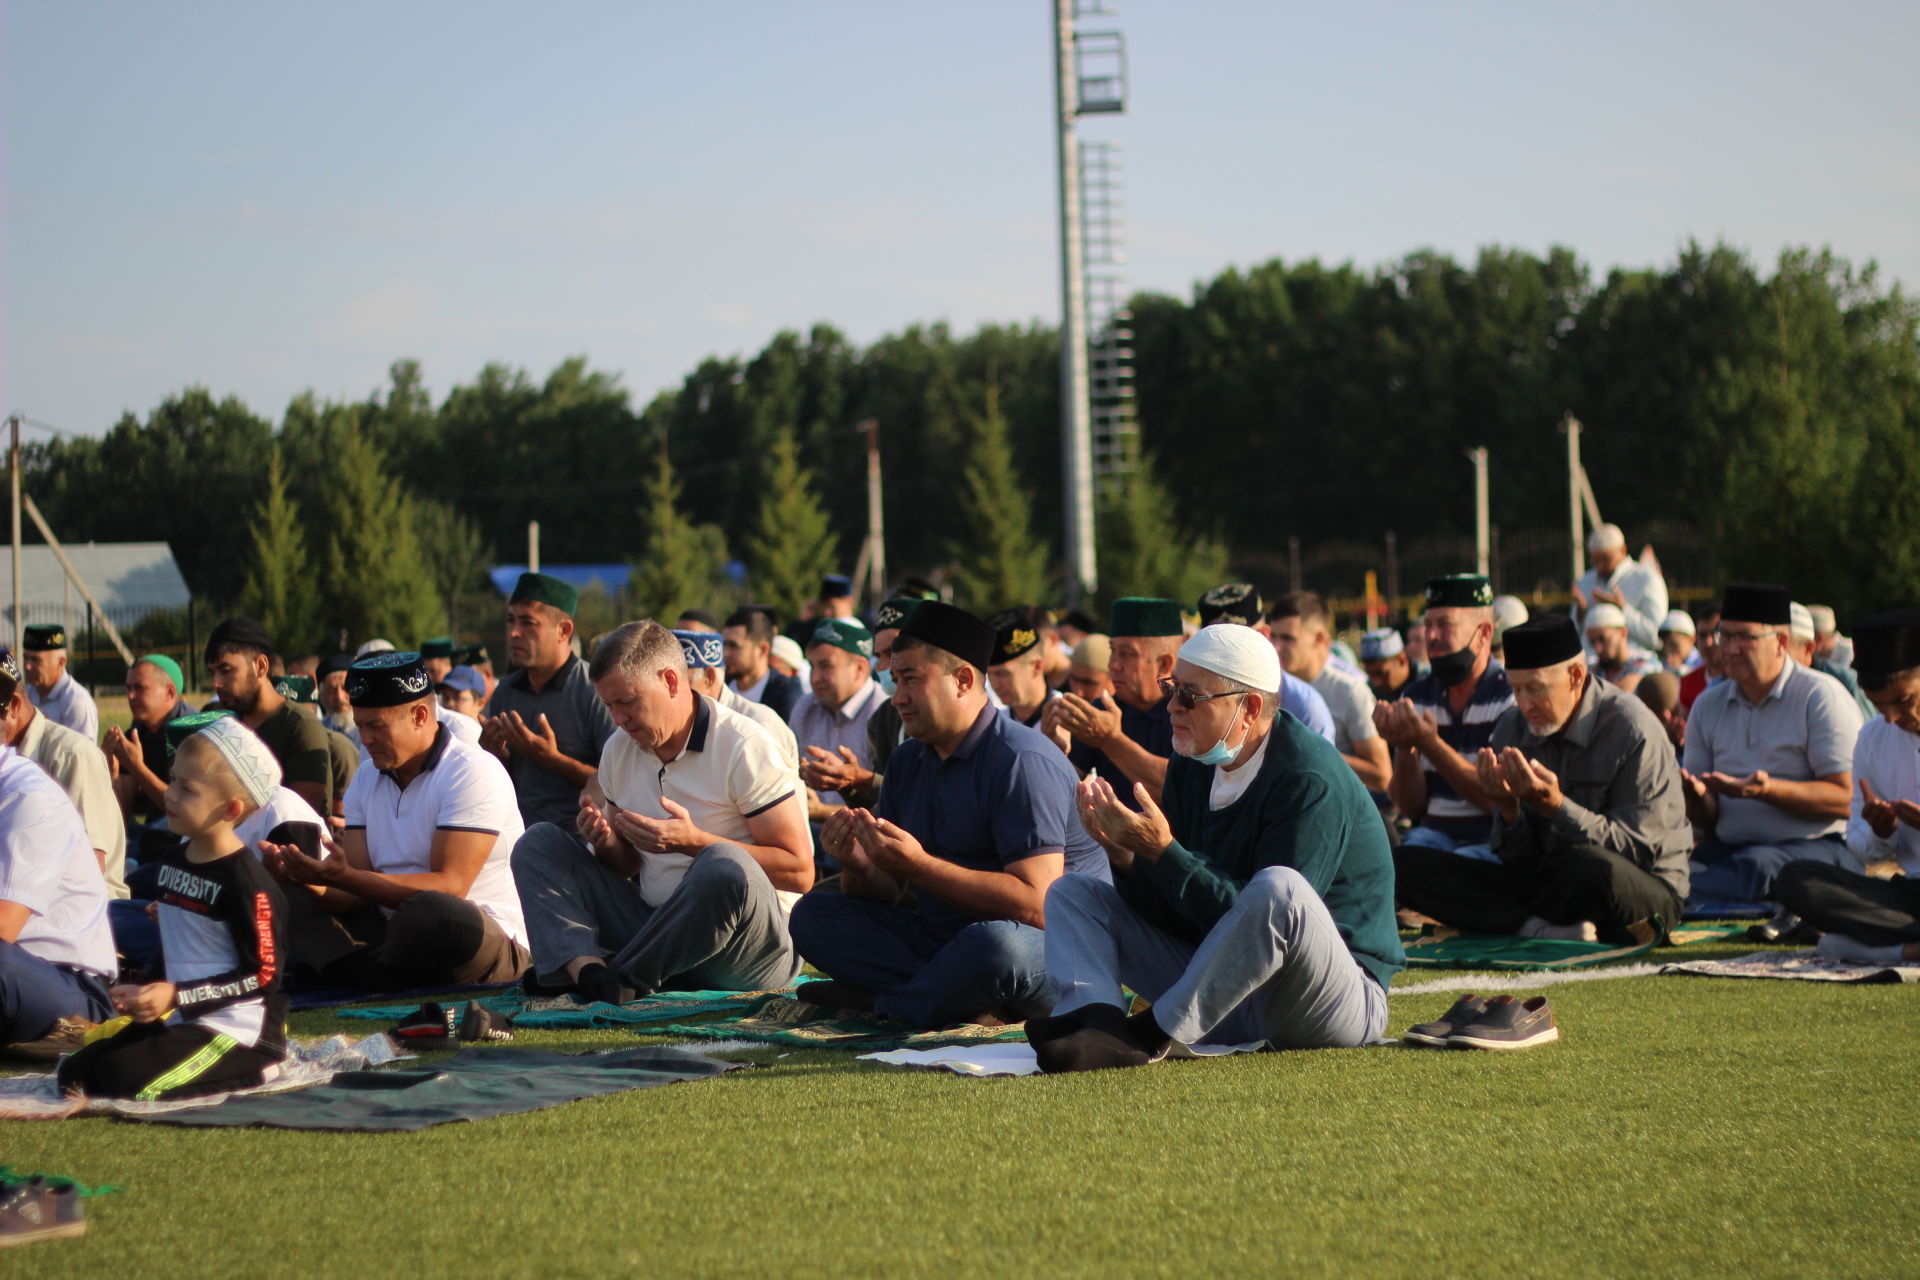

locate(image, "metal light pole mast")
[[1053, 0, 1096, 603], [1468, 446, 1490, 579], [8, 415, 20, 654], [1561, 414, 1585, 585]]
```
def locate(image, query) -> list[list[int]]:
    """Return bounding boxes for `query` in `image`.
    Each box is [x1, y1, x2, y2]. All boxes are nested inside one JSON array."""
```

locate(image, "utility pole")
[[8, 415, 20, 654], [1053, 0, 1096, 603], [527, 521, 541, 574], [860, 419, 885, 603], [1468, 446, 1490, 579], [1561, 414, 1584, 585]]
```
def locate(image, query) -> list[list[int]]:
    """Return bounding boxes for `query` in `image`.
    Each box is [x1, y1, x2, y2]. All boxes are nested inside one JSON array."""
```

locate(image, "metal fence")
[[4, 601, 205, 696]]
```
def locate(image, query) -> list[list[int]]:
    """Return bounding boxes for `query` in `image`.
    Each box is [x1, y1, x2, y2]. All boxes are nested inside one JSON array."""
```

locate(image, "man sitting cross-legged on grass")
[[1774, 610, 1920, 966], [1031, 623, 1403, 1073], [259, 652, 530, 991], [59, 718, 289, 1100], [1393, 615, 1692, 943], [790, 602, 1109, 1028], [512, 621, 814, 1005]]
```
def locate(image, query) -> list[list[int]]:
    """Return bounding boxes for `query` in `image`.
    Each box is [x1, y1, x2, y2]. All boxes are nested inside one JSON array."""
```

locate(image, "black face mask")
[[1429, 644, 1479, 688]]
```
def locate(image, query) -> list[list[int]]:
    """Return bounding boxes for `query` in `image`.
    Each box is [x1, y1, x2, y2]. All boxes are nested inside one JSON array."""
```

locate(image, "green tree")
[[313, 408, 444, 644], [1095, 456, 1228, 608], [238, 450, 320, 649], [740, 424, 840, 618], [947, 385, 1053, 610], [629, 445, 732, 622]]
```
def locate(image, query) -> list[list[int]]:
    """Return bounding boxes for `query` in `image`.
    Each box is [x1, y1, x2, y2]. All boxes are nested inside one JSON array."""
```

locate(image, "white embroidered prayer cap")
[[1178, 623, 1281, 694]]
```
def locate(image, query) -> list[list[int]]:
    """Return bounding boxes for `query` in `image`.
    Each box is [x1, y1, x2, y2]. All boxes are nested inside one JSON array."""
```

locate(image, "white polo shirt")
[[0, 746, 117, 977], [236, 786, 328, 854], [343, 728, 527, 946], [600, 697, 799, 911], [718, 685, 800, 771]]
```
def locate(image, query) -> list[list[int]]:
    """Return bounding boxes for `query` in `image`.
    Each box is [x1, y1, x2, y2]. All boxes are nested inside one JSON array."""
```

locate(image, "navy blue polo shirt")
[[878, 703, 1110, 932], [1069, 695, 1174, 810]]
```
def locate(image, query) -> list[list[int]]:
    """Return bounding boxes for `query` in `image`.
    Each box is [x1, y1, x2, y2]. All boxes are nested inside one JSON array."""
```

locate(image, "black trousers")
[[282, 889, 527, 991], [1394, 843, 1683, 936], [1774, 863, 1920, 945], [57, 1021, 281, 1100]]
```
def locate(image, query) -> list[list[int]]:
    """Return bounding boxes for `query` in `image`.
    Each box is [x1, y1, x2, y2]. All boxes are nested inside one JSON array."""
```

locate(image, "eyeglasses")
[[1159, 677, 1247, 710], [1712, 627, 1779, 647]]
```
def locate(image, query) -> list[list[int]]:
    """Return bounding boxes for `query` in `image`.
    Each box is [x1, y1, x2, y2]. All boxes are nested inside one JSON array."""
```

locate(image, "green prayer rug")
[[1402, 923, 1745, 971], [335, 986, 792, 1029], [652, 995, 1028, 1051]]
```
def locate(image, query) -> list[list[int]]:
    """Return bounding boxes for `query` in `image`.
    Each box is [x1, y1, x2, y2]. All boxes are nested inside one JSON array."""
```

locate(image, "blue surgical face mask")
[[1185, 694, 1249, 766], [875, 667, 896, 696]]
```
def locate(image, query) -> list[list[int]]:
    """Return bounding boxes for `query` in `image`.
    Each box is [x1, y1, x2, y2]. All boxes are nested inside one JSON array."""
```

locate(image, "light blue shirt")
[[28, 670, 98, 744], [1281, 671, 1337, 746]]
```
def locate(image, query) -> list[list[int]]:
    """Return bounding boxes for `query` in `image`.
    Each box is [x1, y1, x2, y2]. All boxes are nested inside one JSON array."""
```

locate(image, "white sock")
[[1519, 916, 1599, 942], [1812, 933, 1909, 966]]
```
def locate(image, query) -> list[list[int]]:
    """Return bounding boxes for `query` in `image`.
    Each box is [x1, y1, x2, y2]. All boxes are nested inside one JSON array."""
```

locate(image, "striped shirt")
[[1403, 662, 1514, 841]]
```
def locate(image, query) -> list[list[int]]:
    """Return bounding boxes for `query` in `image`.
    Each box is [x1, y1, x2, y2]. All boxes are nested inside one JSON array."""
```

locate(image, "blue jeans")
[[1043, 869, 1388, 1049], [1400, 825, 1497, 863], [0, 941, 114, 1043], [1689, 834, 1859, 905], [788, 893, 1050, 1029]]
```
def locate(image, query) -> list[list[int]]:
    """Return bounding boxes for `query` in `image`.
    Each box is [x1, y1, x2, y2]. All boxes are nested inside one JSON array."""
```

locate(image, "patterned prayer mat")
[[1402, 924, 1746, 971], [333, 985, 794, 1029], [1660, 951, 1920, 984]]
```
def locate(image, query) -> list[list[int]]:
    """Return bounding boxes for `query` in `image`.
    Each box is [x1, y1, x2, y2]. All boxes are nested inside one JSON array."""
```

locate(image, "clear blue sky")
[[4, 0, 1915, 436]]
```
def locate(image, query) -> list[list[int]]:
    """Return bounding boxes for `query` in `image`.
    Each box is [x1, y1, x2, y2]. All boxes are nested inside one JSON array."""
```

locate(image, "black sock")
[[1033, 1003, 1150, 1074], [574, 963, 624, 1006], [1126, 1007, 1173, 1056]]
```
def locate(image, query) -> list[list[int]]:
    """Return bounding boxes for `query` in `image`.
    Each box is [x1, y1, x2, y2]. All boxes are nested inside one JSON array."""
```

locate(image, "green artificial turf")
[[6, 941, 1917, 1279]]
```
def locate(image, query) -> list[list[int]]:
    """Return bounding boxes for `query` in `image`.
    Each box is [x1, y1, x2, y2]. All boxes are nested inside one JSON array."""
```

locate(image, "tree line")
[[22, 239, 1918, 651]]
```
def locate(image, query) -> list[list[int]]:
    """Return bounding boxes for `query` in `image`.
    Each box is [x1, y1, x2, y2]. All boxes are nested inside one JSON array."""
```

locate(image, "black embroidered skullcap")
[[24, 624, 66, 651], [1197, 582, 1263, 627], [345, 651, 434, 708], [987, 608, 1042, 665]]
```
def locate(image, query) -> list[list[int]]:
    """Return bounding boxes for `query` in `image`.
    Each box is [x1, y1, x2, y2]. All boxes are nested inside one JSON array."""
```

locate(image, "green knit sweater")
[[1120, 712, 1406, 989]]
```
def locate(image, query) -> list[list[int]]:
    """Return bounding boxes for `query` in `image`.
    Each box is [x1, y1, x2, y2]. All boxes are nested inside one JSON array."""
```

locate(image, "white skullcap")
[[771, 635, 805, 669], [1492, 596, 1529, 631], [1659, 610, 1696, 637], [1586, 523, 1626, 553], [1178, 623, 1281, 693], [1360, 628, 1404, 660], [1806, 604, 1836, 636], [1585, 603, 1627, 631], [196, 716, 282, 809], [1789, 602, 1815, 642], [355, 638, 396, 659]]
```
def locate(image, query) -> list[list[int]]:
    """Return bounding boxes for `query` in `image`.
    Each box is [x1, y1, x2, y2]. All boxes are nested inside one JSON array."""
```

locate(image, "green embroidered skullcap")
[[166, 710, 237, 757], [1108, 597, 1184, 638], [807, 617, 873, 660], [137, 653, 185, 692], [24, 624, 66, 651], [272, 674, 317, 705], [874, 597, 927, 632], [511, 571, 579, 617], [420, 636, 455, 660], [1424, 574, 1493, 610]]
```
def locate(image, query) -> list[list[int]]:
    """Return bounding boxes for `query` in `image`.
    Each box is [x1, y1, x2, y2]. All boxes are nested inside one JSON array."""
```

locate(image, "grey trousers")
[[511, 822, 799, 994], [1044, 867, 1388, 1049]]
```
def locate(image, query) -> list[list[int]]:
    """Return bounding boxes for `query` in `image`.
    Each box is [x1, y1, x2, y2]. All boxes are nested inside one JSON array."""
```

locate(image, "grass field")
[[6, 936, 1916, 1279]]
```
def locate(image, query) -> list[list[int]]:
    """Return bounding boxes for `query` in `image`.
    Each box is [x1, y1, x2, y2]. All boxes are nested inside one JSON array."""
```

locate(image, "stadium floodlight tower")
[[1053, 0, 1129, 604]]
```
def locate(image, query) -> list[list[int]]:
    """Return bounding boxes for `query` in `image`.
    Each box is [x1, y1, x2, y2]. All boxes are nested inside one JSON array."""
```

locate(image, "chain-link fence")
[[4, 601, 206, 696]]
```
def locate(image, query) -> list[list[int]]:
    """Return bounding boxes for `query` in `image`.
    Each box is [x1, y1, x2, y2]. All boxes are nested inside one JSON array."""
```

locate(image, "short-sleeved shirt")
[[0, 746, 116, 977], [1280, 672, 1338, 745], [787, 679, 888, 805], [343, 727, 527, 945], [880, 704, 1110, 932], [1311, 665, 1380, 756], [1402, 661, 1515, 842], [28, 671, 99, 743], [236, 786, 328, 854], [20, 711, 127, 900], [483, 654, 617, 830], [1849, 718, 1920, 874], [1684, 661, 1861, 845], [251, 702, 334, 810], [599, 696, 799, 910], [1593, 647, 1663, 688], [1070, 695, 1175, 810]]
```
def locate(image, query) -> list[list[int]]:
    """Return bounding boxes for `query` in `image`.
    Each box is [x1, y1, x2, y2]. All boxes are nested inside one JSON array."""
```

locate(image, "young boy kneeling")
[[59, 718, 290, 1100]]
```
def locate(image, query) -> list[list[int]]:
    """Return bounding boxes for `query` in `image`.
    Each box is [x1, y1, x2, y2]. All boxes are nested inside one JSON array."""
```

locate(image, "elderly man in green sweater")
[[1032, 623, 1404, 1073]]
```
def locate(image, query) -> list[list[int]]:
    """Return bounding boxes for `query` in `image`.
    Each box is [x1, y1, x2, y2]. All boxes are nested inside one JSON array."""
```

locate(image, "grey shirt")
[[1682, 660, 1861, 846], [482, 653, 617, 830], [1490, 677, 1693, 899]]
